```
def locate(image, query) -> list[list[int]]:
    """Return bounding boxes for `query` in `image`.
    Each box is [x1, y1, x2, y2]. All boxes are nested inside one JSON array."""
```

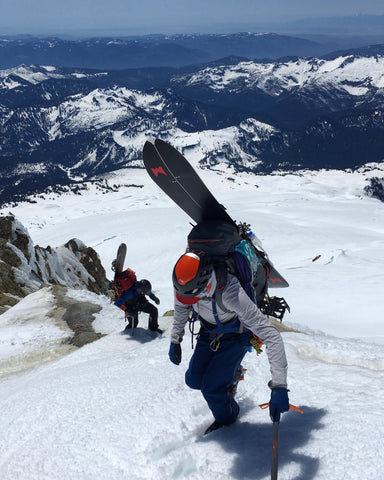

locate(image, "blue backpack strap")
[[210, 297, 241, 334], [211, 297, 222, 327]]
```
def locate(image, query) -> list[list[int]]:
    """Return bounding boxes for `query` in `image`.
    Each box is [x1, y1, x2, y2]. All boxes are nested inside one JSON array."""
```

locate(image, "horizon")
[[0, 0, 383, 37], [1, 16, 384, 40]]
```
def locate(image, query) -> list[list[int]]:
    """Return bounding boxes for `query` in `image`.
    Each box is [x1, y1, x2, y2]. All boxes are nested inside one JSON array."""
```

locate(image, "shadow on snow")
[[200, 404, 326, 480], [120, 326, 161, 344]]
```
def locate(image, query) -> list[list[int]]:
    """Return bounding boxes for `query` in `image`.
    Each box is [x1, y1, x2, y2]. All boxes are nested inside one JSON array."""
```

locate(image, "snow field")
[[0, 165, 383, 479], [0, 300, 382, 479]]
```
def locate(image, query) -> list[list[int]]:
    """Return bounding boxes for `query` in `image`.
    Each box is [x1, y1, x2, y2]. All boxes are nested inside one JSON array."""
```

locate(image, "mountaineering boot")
[[204, 366, 246, 435], [148, 315, 159, 332], [228, 365, 246, 397], [204, 420, 224, 435]]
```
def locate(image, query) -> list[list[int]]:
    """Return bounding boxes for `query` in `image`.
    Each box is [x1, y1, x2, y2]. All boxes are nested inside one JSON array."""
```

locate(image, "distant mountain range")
[[0, 33, 325, 70], [1, 41, 384, 205], [1, 28, 384, 70]]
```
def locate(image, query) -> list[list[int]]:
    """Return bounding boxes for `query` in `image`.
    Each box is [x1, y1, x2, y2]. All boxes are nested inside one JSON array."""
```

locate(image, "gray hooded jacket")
[[171, 272, 288, 388]]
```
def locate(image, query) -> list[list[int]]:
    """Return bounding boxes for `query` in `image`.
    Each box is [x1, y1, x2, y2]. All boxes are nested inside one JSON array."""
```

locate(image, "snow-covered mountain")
[[1, 32, 383, 478], [170, 55, 384, 126], [0, 164, 383, 479], [1, 54, 384, 204]]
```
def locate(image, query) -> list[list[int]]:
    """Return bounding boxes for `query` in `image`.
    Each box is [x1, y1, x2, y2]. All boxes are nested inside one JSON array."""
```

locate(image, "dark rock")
[[0, 215, 109, 311]]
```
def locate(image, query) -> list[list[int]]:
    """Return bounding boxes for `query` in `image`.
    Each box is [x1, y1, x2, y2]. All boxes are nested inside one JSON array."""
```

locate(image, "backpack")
[[112, 268, 137, 300], [187, 220, 286, 319]]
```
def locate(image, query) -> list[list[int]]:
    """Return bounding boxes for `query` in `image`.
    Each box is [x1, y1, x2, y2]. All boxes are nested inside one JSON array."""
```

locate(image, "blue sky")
[[1, 0, 383, 36]]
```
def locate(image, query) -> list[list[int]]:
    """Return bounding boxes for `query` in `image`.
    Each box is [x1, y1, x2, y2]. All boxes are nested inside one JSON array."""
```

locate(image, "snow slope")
[[0, 165, 383, 479]]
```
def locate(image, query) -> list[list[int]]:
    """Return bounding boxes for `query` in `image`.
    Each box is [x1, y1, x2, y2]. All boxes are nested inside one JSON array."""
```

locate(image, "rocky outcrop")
[[0, 215, 109, 313], [51, 285, 104, 348], [364, 177, 384, 202]]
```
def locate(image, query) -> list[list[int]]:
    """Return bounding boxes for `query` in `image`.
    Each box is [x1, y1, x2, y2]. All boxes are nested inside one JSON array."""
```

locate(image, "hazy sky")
[[1, 0, 383, 35]]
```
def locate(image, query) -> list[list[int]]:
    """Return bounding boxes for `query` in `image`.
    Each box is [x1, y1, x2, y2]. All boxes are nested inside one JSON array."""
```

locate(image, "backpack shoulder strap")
[[213, 262, 233, 313], [214, 288, 231, 313]]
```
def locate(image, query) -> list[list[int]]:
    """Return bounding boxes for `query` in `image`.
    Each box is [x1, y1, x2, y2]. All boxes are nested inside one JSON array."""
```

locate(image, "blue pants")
[[185, 330, 250, 425]]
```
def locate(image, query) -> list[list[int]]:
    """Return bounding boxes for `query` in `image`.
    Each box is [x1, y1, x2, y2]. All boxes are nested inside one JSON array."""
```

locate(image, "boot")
[[148, 315, 159, 332]]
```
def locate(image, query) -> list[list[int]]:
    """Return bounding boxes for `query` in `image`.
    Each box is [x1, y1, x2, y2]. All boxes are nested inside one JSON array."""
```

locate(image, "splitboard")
[[112, 243, 127, 278], [142, 138, 288, 288], [143, 138, 235, 225]]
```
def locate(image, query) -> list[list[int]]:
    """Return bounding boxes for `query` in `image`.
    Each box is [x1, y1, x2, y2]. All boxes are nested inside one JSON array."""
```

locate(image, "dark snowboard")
[[112, 243, 127, 278], [143, 138, 235, 225], [142, 138, 288, 288]]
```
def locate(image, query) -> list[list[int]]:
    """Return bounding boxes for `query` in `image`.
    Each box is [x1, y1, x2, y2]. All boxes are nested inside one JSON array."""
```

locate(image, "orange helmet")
[[172, 252, 213, 302]]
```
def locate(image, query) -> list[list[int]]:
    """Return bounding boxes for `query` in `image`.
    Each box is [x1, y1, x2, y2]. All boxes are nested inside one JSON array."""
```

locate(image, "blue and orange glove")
[[269, 388, 289, 422], [168, 343, 182, 365]]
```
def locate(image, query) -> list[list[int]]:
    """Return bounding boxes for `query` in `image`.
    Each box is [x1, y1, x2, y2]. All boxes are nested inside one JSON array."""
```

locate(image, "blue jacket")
[[115, 282, 157, 311], [115, 283, 141, 310]]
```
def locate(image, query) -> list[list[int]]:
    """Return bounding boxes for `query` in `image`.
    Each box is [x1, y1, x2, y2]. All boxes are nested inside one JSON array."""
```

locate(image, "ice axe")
[[271, 420, 279, 480], [259, 403, 303, 479]]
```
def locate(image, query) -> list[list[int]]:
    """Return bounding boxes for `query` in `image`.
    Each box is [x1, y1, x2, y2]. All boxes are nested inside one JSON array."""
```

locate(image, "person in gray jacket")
[[168, 251, 289, 433]]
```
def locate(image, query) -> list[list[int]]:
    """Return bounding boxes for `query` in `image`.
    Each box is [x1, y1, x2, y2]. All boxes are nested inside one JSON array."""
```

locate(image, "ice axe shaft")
[[259, 402, 303, 479], [271, 421, 279, 480]]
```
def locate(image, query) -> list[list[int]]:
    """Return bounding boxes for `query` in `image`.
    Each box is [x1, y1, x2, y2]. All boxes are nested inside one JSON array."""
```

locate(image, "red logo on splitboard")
[[269, 278, 283, 284], [151, 166, 166, 177]]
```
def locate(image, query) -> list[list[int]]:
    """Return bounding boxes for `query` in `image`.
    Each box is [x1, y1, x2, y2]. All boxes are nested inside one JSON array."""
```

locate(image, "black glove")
[[269, 388, 289, 422], [150, 293, 160, 305], [168, 343, 182, 365]]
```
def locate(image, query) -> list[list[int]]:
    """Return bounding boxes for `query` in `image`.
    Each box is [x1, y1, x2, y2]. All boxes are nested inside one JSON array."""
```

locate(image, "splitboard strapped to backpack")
[[110, 243, 137, 302], [111, 243, 127, 277], [142, 138, 290, 321]]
